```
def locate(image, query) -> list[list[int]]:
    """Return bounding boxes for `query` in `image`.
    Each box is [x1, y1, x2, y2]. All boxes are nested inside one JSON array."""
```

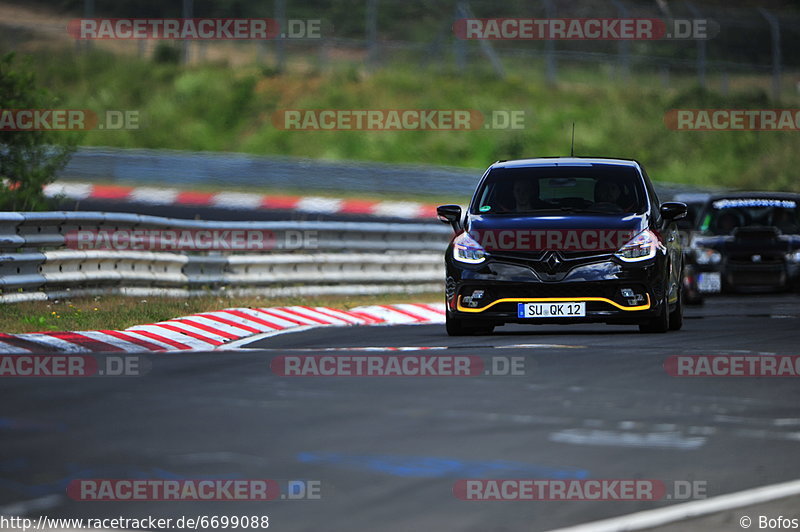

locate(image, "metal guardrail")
[[0, 211, 453, 250], [0, 212, 450, 303]]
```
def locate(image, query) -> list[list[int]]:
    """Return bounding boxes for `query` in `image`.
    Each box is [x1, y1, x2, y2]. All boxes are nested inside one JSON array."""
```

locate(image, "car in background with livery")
[[687, 192, 800, 297], [436, 157, 687, 335]]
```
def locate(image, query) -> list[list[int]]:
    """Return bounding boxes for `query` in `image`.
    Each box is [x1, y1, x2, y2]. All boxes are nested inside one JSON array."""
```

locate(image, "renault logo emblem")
[[543, 251, 562, 272]]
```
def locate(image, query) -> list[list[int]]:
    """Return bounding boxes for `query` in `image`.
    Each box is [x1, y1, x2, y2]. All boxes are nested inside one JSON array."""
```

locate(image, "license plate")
[[697, 272, 721, 293], [518, 302, 586, 318]]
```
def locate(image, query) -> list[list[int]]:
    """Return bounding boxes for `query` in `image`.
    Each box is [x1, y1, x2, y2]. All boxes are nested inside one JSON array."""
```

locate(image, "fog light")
[[461, 295, 479, 308], [621, 288, 645, 305]]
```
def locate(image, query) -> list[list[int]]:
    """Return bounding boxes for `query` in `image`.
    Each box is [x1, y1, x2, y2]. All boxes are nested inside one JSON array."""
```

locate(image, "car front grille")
[[490, 251, 613, 276], [727, 263, 786, 287]]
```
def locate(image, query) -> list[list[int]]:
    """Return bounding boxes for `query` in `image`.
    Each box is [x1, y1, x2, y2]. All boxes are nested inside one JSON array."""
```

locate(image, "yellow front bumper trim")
[[457, 294, 651, 313]]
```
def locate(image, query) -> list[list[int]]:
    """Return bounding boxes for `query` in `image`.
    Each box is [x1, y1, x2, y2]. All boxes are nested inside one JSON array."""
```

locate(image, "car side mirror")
[[660, 202, 688, 221], [436, 204, 463, 232]]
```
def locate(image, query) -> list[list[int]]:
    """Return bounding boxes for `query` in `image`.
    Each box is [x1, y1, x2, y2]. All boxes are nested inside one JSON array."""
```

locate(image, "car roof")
[[706, 191, 800, 202], [490, 157, 641, 169]]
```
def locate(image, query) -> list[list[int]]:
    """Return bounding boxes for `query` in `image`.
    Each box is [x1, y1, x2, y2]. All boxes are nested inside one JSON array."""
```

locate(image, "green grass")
[[0, 293, 442, 334], [13, 47, 800, 192]]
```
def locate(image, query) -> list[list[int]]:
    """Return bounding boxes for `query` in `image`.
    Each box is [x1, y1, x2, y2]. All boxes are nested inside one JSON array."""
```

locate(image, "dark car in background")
[[672, 192, 711, 304], [686, 192, 800, 298], [437, 157, 687, 335]]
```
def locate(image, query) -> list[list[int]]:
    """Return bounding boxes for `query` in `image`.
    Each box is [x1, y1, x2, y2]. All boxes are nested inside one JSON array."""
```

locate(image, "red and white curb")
[[0, 303, 445, 354], [44, 182, 438, 220]]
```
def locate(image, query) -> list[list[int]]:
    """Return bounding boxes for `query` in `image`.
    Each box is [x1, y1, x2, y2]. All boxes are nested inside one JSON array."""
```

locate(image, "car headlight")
[[614, 230, 660, 262], [786, 251, 800, 263], [452, 231, 486, 264], [695, 247, 722, 265]]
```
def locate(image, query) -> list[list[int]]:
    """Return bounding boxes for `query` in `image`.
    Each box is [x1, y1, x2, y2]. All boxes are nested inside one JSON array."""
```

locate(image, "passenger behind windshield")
[[772, 208, 798, 234]]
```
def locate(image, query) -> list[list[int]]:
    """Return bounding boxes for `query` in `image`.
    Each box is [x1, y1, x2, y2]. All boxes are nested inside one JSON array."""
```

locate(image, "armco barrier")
[[0, 212, 451, 251], [0, 212, 451, 303]]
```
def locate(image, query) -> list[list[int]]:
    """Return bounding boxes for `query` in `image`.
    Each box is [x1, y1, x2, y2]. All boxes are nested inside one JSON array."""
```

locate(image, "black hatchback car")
[[686, 192, 800, 296], [437, 157, 687, 335]]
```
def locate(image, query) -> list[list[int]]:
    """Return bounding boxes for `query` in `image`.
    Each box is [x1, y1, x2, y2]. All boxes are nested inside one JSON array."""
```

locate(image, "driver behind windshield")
[[715, 211, 740, 235], [512, 178, 539, 211], [496, 178, 551, 212], [593, 178, 635, 212]]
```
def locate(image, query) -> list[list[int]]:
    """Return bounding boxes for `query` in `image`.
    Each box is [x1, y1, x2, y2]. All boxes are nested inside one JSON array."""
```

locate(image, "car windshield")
[[472, 165, 646, 215], [700, 197, 800, 235]]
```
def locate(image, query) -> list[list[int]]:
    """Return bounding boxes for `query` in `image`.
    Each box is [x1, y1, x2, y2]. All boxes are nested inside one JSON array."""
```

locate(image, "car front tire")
[[638, 296, 669, 333], [668, 289, 684, 331], [446, 313, 495, 336]]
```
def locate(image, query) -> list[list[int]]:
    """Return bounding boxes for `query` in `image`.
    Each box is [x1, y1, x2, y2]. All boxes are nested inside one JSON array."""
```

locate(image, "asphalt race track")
[[2, 294, 800, 531]]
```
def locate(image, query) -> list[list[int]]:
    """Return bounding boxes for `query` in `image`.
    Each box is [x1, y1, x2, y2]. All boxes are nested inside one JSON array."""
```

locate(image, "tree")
[[0, 53, 77, 211]]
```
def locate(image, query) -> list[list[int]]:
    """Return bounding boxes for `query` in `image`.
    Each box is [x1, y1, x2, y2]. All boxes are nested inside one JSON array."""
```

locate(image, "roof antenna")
[[570, 122, 575, 157]]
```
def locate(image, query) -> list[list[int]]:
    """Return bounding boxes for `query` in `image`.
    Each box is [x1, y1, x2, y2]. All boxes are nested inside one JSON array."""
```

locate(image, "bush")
[[0, 53, 77, 211], [152, 43, 182, 65]]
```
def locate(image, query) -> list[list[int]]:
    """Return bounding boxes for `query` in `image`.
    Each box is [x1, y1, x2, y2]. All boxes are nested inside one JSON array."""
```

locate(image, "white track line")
[[0, 493, 63, 516], [545, 478, 800, 532]]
